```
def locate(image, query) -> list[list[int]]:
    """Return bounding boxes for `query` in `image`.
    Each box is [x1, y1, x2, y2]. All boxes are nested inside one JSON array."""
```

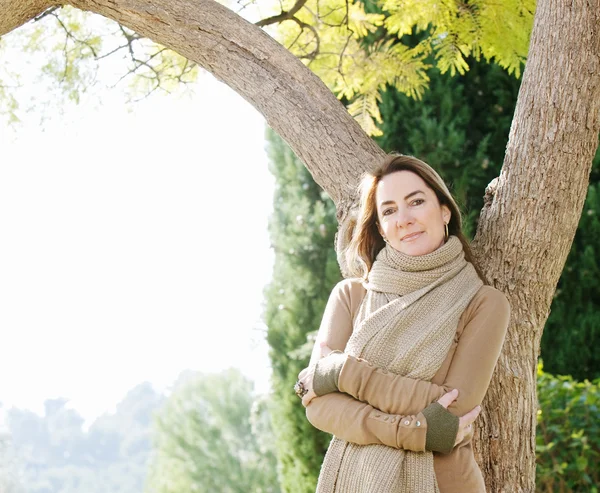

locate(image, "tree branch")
[[64, 0, 384, 205], [289, 17, 320, 60], [255, 0, 308, 27], [34, 5, 60, 22], [52, 9, 99, 58]]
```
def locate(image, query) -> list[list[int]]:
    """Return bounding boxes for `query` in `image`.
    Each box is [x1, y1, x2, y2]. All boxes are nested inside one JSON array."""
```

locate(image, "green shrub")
[[536, 361, 600, 492]]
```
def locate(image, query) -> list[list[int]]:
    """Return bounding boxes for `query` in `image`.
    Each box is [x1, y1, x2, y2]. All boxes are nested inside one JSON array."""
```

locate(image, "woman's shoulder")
[[332, 277, 366, 298], [470, 285, 510, 312], [459, 285, 511, 334], [330, 278, 367, 318]]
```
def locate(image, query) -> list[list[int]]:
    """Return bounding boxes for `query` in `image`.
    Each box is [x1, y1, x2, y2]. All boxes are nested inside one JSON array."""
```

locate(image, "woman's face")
[[375, 170, 451, 256]]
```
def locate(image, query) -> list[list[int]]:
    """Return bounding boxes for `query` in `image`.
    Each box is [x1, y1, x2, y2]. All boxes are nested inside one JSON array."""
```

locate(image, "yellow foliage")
[[0, 0, 534, 127], [272, 0, 534, 135], [347, 91, 383, 136]]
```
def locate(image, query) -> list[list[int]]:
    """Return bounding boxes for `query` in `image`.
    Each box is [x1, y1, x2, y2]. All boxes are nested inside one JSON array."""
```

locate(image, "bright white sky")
[[0, 48, 276, 424]]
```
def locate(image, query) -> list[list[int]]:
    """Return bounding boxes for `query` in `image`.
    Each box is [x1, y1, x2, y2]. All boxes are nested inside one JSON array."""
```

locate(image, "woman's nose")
[[396, 209, 414, 228]]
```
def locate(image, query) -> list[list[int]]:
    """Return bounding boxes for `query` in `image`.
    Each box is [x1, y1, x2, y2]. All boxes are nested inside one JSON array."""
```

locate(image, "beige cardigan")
[[305, 280, 510, 492]]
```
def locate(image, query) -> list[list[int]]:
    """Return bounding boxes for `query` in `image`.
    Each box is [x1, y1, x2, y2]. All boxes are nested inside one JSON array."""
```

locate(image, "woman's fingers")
[[302, 389, 316, 407], [297, 365, 316, 406], [435, 389, 481, 447], [459, 405, 481, 428], [455, 405, 482, 445], [436, 388, 459, 409]]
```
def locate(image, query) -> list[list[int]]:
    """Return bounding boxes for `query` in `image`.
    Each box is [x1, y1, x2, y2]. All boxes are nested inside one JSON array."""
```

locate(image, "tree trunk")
[[471, 1, 600, 491], [2, 0, 600, 491]]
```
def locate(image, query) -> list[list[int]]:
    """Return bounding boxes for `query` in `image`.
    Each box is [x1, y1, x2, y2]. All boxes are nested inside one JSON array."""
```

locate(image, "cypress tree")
[[263, 127, 340, 493]]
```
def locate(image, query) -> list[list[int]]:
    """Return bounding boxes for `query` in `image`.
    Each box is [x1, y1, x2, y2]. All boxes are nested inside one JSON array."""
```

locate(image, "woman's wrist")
[[312, 351, 346, 396], [421, 402, 459, 454]]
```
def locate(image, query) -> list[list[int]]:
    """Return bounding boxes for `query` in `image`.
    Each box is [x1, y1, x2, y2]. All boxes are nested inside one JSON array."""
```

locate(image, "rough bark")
[[471, 1, 600, 491], [0, 0, 56, 36], [2, 0, 600, 491]]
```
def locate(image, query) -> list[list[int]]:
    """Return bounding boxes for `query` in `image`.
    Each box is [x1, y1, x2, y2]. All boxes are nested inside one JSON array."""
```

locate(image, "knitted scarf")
[[316, 236, 483, 493]]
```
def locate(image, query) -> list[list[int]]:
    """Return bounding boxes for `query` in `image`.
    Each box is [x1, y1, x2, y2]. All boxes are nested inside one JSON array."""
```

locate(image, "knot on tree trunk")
[[483, 177, 499, 208]]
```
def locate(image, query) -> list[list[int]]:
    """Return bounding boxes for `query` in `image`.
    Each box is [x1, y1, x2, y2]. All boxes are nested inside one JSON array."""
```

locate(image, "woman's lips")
[[401, 232, 423, 242]]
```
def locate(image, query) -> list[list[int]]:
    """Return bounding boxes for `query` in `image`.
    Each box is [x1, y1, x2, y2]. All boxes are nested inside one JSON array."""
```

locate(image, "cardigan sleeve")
[[435, 286, 510, 417], [305, 285, 510, 452], [305, 392, 429, 452], [307, 278, 364, 367], [314, 353, 447, 414]]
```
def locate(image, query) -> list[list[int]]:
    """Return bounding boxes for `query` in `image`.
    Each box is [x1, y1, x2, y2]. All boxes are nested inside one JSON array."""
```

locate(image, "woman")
[[294, 154, 510, 492]]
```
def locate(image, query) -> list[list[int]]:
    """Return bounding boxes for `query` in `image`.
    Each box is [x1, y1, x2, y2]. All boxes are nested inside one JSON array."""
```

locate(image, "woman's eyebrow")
[[379, 190, 425, 207], [404, 190, 425, 200], [379, 190, 425, 208]]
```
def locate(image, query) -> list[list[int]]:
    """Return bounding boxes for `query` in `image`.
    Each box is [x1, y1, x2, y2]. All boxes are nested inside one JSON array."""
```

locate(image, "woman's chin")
[[393, 239, 439, 257]]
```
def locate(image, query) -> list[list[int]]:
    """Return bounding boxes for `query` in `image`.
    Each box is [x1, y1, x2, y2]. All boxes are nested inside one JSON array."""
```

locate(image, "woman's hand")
[[436, 388, 481, 445], [297, 342, 335, 407]]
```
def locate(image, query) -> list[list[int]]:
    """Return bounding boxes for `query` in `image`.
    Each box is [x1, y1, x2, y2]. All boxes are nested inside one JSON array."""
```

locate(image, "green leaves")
[[536, 361, 600, 492]]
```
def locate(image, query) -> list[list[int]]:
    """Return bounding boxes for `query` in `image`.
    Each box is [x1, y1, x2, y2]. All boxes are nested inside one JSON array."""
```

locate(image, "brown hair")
[[345, 154, 484, 280]]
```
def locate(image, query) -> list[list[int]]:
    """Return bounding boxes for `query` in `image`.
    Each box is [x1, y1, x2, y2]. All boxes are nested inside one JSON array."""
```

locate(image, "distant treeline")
[[2, 369, 279, 493]]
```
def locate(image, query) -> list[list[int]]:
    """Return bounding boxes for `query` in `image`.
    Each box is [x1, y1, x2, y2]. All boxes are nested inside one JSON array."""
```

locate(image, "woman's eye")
[[382, 209, 394, 216], [411, 199, 424, 206]]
